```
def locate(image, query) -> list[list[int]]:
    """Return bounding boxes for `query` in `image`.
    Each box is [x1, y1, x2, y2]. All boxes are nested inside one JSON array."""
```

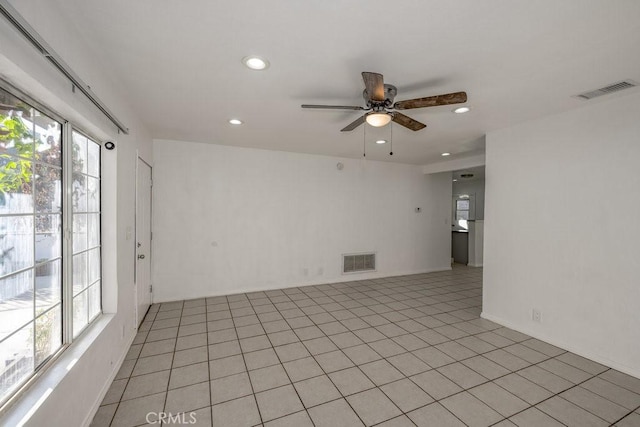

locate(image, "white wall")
[[0, 1, 152, 425], [483, 91, 640, 378], [467, 220, 483, 268], [153, 140, 453, 302]]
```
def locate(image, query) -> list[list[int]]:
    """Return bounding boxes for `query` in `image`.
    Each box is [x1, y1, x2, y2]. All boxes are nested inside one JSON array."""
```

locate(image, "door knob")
[[138, 254, 145, 259]]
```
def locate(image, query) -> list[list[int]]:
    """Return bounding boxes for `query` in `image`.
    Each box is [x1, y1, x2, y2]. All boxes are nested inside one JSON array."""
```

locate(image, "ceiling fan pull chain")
[[390, 122, 393, 156], [363, 121, 367, 157]]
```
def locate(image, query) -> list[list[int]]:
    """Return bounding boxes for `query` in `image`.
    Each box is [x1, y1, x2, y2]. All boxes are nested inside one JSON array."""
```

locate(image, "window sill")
[[0, 314, 115, 426]]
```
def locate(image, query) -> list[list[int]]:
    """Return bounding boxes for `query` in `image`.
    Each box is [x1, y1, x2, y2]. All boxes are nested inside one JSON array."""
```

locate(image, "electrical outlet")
[[303, 268, 309, 276], [532, 309, 541, 323], [317, 267, 324, 276]]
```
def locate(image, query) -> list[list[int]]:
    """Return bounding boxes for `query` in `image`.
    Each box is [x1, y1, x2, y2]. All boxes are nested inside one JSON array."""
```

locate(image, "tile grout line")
[[98, 268, 640, 427], [264, 285, 449, 427], [300, 269, 483, 427], [228, 296, 265, 427], [161, 301, 182, 419], [608, 403, 640, 426], [278, 278, 612, 427], [189, 270, 489, 425], [241, 283, 371, 426], [205, 299, 213, 421], [487, 366, 612, 426]]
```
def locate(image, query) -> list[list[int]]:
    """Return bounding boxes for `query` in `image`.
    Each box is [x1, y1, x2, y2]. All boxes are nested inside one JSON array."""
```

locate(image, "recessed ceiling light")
[[375, 140, 387, 144], [453, 106, 470, 114], [242, 56, 269, 70], [441, 152, 451, 156], [228, 119, 243, 125], [453, 179, 458, 182]]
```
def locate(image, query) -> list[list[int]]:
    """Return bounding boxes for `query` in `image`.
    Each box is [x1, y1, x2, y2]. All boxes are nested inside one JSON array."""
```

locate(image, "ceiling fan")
[[302, 72, 467, 132]]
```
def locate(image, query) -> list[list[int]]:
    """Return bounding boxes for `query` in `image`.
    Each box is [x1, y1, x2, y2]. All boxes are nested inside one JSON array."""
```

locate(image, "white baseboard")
[[468, 263, 483, 267], [481, 312, 640, 380], [82, 330, 137, 427], [154, 266, 453, 304]]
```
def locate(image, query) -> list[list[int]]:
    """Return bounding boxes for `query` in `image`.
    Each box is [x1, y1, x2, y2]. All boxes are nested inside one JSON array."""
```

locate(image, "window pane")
[[0, 323, 34, 402], [73, 213, 88, 254], [87, 177, 99, 212], [456, 210, 469, 220], [35, 305, 61, 366], [72, 173, 86, 212], [72, 132, 87, 174], [72, 290, 88, 338], [35, 214, 61, 263], [88, 214, 100, 249], [0, 269, 34, 342], [88, 248, 100, 285], [0, 215, 34, 276], [34, 164, 61, 213], [456, 200, 469, 210], [0, 88, 34, 160], [0, 155, 33, 214], [72, 252, 88, 296], [87, 141, 99, 177], [87, 282, 100, 321], [35, 260, 61, 312], [34, 113, 61, 167]]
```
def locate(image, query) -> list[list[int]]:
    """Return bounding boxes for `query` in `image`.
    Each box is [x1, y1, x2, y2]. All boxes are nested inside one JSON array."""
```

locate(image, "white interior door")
[[136, 158, 152, 326]]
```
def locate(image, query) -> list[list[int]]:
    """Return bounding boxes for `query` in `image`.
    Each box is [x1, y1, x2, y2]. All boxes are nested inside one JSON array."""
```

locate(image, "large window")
[[0, 85, 101, 406]]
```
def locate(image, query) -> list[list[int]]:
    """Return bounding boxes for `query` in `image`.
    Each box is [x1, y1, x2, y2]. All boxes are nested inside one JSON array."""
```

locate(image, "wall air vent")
[[343, 253, 376, 274], [575, 80, 638, 100]]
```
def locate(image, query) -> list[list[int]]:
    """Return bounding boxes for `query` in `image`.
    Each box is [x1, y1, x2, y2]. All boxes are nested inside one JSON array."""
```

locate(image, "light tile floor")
[[92, 266, 640, 426]]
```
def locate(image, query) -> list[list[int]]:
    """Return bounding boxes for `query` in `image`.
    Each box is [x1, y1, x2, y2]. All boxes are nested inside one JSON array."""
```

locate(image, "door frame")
[[135, 155, 153, 327]]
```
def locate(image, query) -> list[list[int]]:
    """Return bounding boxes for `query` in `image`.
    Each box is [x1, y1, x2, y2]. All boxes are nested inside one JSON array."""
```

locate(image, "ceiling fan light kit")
[[366, 112, 392, 127]]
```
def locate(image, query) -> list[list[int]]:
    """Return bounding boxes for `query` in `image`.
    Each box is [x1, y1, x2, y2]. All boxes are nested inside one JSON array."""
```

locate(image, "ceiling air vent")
[[343, 253, 376, 274], [575, 80, 637, 100]]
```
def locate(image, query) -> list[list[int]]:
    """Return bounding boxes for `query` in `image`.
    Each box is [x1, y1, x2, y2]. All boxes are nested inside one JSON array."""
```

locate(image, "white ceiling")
[[56, 0, 640, 164]]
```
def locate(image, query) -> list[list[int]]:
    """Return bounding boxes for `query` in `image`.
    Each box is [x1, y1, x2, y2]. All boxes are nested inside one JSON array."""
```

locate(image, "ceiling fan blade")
[[393, 91, 467, 110], [392, 112, 426, 131], [362, 72, 385, 102], [301, 104, 365, 110], [340, 115, 366, 132]]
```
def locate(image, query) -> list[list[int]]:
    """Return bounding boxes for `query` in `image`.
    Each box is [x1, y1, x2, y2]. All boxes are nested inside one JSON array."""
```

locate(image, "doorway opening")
[[451, 166, 485, 267]]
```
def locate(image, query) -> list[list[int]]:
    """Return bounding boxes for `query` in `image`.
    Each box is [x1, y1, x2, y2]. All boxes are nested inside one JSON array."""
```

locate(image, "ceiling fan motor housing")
[[364, 84, 397, 108]]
